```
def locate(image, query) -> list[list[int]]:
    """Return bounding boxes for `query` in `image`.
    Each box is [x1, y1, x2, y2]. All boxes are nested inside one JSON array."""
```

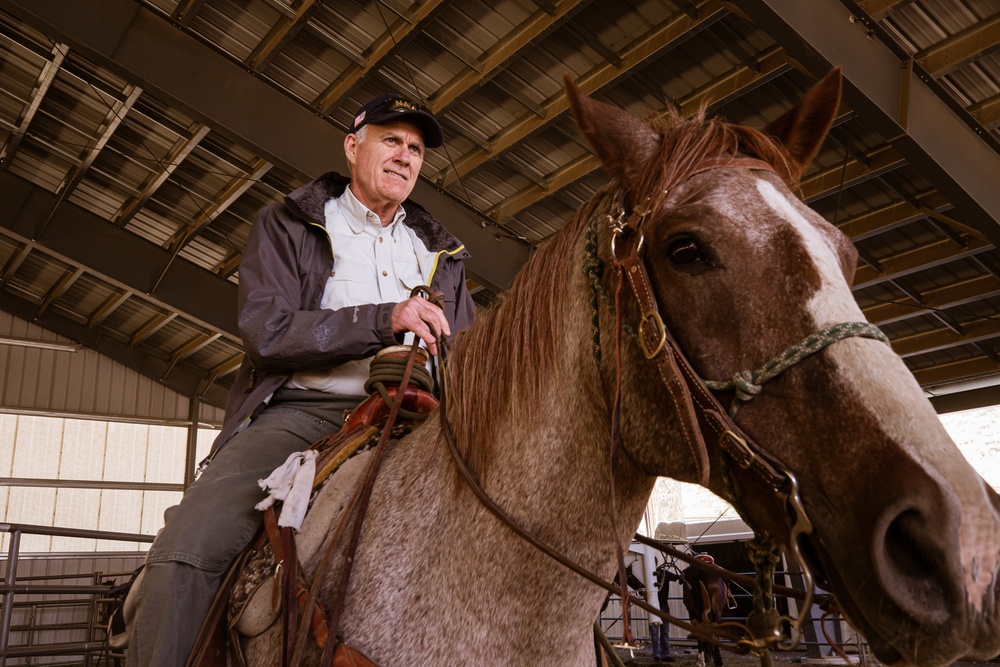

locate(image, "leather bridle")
[[435, 156, 891, 654]]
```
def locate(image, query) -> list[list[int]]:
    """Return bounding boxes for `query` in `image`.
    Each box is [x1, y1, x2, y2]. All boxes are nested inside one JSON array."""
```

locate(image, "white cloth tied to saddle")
[[255, 450, 318, 530]]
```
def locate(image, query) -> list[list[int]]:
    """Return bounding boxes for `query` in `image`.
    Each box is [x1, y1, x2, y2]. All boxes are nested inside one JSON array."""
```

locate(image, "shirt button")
[[382, 270, 388, 277], [378, 237, 384, 243], [330, 271, 336, 277]]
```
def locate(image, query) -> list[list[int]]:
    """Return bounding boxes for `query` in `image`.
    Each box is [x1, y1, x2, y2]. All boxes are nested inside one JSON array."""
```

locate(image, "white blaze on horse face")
[[756, 178, 1000, 614]]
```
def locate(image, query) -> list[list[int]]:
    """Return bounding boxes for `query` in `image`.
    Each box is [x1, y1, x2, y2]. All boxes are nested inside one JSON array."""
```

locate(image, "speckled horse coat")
[[244, 71, 1000, 667]]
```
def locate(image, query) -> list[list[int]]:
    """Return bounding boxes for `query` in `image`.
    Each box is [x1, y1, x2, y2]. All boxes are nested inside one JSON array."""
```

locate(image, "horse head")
[[566, 70, 1000, 666]]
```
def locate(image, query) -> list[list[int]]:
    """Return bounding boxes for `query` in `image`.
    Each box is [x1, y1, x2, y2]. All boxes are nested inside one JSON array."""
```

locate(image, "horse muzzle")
[[838, 474, 1000, 667]]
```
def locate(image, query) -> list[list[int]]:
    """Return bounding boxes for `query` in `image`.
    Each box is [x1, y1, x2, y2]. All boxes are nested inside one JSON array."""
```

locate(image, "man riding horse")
[[124, 94, 474, 666]]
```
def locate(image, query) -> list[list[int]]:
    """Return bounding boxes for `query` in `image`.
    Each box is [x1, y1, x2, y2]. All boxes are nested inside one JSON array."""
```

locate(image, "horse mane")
[[442, 106, 796, 482]]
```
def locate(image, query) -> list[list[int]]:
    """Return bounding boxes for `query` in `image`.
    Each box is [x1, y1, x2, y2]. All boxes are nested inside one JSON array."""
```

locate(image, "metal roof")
[[0, 0, 998, 412]]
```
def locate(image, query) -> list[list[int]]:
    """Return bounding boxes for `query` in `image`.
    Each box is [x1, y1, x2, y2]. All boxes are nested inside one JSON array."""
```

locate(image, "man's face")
[[344, 120, 425, 217]]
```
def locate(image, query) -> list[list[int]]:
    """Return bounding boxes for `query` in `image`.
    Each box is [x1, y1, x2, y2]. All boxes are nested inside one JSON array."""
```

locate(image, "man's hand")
[[391, 296, 450, 356]]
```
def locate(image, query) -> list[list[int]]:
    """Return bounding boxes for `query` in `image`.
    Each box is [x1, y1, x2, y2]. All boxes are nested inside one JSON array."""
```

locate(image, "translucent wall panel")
[[0, 414, 219, 553]]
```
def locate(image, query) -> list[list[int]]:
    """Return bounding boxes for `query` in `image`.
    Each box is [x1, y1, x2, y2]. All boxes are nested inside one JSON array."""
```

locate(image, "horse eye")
[[668, 239, 702, 265]]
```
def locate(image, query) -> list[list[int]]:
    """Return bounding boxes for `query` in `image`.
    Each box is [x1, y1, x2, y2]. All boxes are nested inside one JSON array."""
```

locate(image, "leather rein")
[[435, 156, 891, 653]]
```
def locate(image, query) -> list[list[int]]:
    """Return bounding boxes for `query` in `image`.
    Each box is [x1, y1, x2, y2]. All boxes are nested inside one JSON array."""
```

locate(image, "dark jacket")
[[211, 171, 475, 451]]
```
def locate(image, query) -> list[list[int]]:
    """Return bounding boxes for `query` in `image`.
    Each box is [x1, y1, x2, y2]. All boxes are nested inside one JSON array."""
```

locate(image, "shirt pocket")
[[393, 258, 425, 295], [322, 256, 371, 310]]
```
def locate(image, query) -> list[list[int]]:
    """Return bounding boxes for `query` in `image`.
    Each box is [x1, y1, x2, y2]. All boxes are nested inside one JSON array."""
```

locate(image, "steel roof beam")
[[245, 0, 322, 73], [0, 42, 66, 166], [130, 311, 176, 346], [437, 0, 729, 191], [87, 289, 131, 328], [837, 189, 950, 241], [312, 0, 447, 114], [915, 355, 1000, 389], [853, 236, 993, 290], [0, 169, 240, 340], [970, 93, 1000, 130], [856, 0, 911, 21], [800, 144, 906, 203], [893, 317, 1000, 358], [169, 331, 221, 367], [735, 0, 1000, 248], [0, 0, 529, 293], [428, 0, 587, 113], [915, 14, 1000, 78], [172, 0, 206, 28], [862, 273, 1000, 325], [485, 46, 790, 222], [0, 244, 28, 285], [166, 158, 272, 255], [35, 83, 143, 240], [36, 266, 83, 318], [115, 123, 211, 228], [0, 289, 231, 408]]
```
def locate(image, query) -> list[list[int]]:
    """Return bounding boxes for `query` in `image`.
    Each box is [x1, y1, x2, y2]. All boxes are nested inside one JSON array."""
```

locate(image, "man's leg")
[[650, 623, 662, 660], [126, 400, 344, 666], [660, 623, 675, 662]]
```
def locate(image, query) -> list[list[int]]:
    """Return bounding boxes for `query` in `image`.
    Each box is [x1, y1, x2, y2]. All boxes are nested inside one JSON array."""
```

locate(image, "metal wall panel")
[[0, 309, 225, 426]]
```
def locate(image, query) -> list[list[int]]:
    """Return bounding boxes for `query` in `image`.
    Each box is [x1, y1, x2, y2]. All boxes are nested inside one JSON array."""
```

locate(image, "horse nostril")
[[876, 507, 952, 624]]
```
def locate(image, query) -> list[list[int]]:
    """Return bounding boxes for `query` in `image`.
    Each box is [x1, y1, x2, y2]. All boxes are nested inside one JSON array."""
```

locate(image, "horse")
[[242, 69, 1000, 667], [682, 555, 733, 667], [600, 562, 646, 622]]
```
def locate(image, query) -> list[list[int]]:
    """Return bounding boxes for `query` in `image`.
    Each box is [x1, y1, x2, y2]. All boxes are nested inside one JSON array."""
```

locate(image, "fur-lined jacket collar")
[[284, 171, 467, 255]]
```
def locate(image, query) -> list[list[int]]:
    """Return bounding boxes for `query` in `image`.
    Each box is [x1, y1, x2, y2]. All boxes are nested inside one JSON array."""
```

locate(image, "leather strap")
[[332, 643, 379, 667], [320, 334, 426, 666]]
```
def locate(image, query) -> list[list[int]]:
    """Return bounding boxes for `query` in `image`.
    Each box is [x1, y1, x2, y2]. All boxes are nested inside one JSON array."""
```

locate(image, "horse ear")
[[564, 73, 660, 196], [764, 67, 842, 169]]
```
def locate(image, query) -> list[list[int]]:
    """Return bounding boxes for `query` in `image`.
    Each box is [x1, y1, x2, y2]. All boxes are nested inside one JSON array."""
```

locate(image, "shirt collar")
[[337, 185, 407, 235]]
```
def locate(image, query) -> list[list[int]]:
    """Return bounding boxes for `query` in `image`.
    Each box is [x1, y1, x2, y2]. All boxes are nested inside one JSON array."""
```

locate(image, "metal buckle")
[[611, 226, 644, 262], [638, 310, 666, 359]]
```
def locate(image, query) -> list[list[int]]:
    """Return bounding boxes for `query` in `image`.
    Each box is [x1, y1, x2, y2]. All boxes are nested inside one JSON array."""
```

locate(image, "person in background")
[[652, 562, 681, 663]]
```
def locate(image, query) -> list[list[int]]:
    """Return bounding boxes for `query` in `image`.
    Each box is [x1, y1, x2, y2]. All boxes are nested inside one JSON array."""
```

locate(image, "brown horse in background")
[[242, 70, 1000, 667], [682, 555, 733, 667]]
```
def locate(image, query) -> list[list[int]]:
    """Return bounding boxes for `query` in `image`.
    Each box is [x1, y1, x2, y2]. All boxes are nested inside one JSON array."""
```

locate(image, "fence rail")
[[0, 523, 152, 666]]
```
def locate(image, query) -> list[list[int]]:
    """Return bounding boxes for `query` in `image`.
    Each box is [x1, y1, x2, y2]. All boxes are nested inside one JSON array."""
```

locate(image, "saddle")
[[108, 382, 438, 667]]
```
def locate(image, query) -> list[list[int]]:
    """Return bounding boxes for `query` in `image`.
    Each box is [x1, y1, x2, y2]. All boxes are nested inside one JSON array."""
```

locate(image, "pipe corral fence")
[[0, 523, 151, 666]]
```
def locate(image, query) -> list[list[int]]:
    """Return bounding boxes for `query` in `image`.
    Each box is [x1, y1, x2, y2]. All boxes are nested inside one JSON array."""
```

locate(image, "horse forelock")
[[632, 108, 800, 215]]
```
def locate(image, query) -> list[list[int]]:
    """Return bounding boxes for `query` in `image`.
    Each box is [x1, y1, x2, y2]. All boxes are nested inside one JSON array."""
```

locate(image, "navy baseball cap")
[[351, 93, 443, 148]]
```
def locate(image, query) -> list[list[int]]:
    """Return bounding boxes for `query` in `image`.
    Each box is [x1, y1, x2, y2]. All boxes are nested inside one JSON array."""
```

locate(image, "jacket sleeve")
[[237, 204, 398, 374]]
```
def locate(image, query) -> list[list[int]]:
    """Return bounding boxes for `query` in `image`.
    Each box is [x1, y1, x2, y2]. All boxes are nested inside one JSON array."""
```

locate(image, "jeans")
[[650, 622, 671, 659], [125, 391, 352, 666]]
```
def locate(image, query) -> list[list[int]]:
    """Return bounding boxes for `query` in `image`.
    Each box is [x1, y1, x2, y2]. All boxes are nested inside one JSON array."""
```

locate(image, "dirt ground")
[[611, 646, 997, 667]]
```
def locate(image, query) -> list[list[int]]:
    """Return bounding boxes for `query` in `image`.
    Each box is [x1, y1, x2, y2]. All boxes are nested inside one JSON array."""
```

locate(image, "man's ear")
[[344, 133, 358, 166]]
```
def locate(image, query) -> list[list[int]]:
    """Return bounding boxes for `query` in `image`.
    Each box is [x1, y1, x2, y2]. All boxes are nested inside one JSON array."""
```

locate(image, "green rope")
[[704, 321, 890, 414], [583, 214, 639, 366], [364, 354, 434, 395]]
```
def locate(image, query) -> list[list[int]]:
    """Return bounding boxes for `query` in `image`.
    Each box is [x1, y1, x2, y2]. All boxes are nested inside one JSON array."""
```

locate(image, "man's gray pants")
[[126, 391, 352, 666]]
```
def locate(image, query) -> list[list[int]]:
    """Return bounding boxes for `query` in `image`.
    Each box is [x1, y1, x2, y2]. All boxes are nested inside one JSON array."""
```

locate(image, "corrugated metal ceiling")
[[0, 0, 998, 411]]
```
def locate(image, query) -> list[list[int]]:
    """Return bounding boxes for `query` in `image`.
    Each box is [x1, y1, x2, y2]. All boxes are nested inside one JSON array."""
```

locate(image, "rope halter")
[[703, 321, 891, 414]]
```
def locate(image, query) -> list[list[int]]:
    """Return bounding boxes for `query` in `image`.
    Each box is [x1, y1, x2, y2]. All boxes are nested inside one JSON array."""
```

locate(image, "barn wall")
[[0, 310, 225, 427]]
